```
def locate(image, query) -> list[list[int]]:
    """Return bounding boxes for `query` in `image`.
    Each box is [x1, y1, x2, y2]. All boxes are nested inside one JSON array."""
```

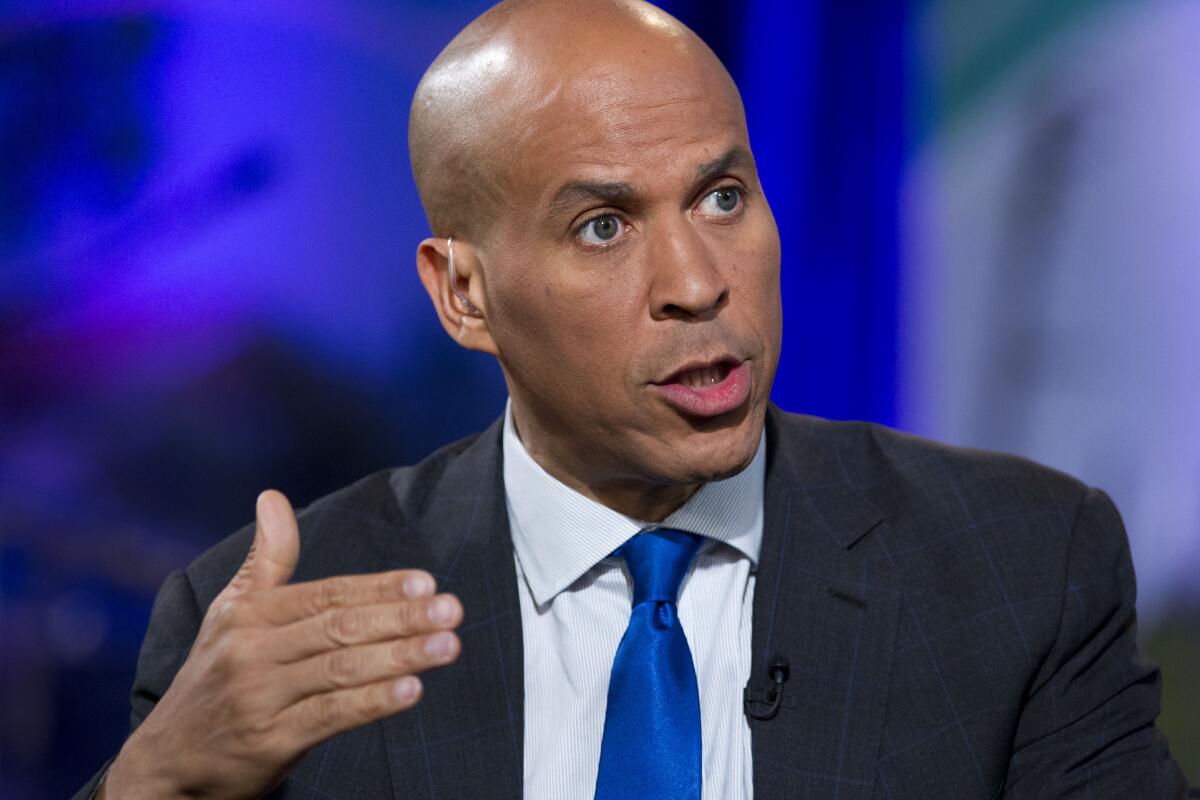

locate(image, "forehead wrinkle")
[[568, 78, 744, 154], [531, 103, 740, 174], [531, 121, 751, 217], [566, 70, 706, 120], [541, 141, 751, 224]]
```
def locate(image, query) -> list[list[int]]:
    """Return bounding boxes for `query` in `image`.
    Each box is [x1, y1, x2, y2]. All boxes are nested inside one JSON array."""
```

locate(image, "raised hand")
[[101, 490, 462, 799]]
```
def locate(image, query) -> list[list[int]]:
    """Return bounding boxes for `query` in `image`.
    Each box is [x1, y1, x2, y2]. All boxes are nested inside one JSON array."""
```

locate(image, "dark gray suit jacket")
[[77, 407, 1188, 798]]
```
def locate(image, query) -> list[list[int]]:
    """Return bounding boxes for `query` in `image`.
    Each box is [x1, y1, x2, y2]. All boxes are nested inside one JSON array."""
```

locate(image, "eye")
[[576, 214, 625, 246], [697, 186, 743, 217]]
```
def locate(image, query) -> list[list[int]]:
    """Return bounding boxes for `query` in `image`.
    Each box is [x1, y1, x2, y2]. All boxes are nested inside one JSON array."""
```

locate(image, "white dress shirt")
[[502, 400, 764, 799]]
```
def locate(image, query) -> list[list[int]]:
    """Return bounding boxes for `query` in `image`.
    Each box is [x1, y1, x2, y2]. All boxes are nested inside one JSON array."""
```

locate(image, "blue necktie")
[[595, 529, 703, 800]]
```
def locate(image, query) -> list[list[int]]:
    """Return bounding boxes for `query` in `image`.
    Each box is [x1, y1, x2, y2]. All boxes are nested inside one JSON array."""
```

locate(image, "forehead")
[[504, 48, 749, 203]]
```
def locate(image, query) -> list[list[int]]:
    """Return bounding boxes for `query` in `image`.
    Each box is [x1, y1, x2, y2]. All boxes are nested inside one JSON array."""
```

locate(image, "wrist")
[[105, 732, 184, 800]]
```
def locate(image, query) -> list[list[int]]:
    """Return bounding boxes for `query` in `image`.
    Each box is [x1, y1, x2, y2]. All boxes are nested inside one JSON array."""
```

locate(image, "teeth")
[[678, 365, 725, 388]]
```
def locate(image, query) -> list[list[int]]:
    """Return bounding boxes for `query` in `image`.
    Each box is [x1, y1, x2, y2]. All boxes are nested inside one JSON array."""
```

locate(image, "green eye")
[[578, 215, 624, 245]]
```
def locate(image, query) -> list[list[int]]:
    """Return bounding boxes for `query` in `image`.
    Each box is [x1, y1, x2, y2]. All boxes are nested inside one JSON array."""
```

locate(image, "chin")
[[659, 402, 765, 484]]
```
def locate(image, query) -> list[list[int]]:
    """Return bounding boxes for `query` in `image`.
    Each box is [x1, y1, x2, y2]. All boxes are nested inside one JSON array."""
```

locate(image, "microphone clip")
[[743, 655, 793, 721]]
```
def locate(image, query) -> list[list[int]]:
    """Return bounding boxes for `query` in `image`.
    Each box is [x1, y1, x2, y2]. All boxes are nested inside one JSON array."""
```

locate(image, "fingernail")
[[403, 573, 433, 598], [428, 596, 456, 625], [393, 676, 420, 702], [424, 632, 454, 659]]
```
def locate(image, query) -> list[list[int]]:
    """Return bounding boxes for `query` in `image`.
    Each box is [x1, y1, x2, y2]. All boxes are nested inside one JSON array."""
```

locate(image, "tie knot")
[[617, 529, 703, 606]]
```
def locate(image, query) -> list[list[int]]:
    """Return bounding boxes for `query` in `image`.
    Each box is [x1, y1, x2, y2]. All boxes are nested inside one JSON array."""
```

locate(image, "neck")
[[585, 481, 700, 524], [509, 404, 700, 523]]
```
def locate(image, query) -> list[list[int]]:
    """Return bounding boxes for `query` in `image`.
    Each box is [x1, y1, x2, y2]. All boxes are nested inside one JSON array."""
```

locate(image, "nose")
[[648, 221, 729, 321]]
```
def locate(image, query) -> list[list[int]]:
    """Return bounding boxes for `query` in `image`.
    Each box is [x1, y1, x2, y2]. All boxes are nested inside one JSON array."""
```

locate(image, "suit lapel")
[[378, 418, 526, 799], [751, 408, 902, 798], [370, 408, 901, 797]]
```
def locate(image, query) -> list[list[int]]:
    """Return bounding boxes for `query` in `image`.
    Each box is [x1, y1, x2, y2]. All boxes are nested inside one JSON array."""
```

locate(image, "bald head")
[[409, 0, 780, 517], [408, 0, 742, 242]]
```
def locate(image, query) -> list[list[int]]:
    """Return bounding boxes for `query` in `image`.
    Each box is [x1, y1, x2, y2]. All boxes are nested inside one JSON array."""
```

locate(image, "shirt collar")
[[502, 399, 765, 607]]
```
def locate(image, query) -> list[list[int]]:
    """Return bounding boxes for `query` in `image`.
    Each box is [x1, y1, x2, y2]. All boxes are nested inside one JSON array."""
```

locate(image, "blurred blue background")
[[1, 1, 1196, 795]]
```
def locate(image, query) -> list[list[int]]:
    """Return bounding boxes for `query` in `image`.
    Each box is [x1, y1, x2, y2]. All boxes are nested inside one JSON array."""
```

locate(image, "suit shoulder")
[[181, 426, 495, 608], [771, 408, 1091, 530], [867, 420, 1087, 519], [774, 410, 1104, 658]]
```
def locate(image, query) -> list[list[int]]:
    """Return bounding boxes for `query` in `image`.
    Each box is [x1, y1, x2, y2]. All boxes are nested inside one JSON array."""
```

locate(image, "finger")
[[250, 490, 301, 590], [270, 630, 460, 704], [281, 674, 425, 753], [266, 593, 463, 663], [219, 490, 301, 601], [250, 568, 439, 627]]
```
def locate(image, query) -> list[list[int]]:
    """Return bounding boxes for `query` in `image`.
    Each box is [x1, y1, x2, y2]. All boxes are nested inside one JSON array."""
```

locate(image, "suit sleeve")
[[70, 569, 205, 800], [1004, 488, 1189, 798]]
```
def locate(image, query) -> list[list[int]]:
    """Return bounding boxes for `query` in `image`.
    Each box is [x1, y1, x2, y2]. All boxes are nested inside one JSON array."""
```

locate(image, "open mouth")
[[650, 358, 751, 418], [664, 361, 735, 389]]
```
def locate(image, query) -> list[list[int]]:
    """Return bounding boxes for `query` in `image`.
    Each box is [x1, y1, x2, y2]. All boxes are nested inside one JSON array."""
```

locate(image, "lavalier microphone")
[[743, 654, 791, 721]]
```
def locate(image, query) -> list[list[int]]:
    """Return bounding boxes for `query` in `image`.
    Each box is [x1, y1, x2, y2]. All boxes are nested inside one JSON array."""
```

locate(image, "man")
[[77, 0, 1188, 798]]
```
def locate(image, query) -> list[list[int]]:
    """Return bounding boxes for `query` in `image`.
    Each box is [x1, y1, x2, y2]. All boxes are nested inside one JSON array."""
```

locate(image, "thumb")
[[224, 489, 301, 597]]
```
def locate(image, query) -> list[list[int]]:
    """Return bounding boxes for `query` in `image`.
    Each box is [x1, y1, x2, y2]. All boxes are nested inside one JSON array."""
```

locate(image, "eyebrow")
[[548, 180, 640, 218], [546, 145, 755, 220], [692, 146, 754, 191]]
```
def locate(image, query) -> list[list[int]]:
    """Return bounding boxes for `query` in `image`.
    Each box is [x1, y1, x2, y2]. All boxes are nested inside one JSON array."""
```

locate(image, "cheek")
[[575, 271, 645, 332], [489, 255, 646, 384], [725, 218, 782, 321], [550, 277, 646, 392], [491, 282, 561, 354], [744, 206, 782, 280]]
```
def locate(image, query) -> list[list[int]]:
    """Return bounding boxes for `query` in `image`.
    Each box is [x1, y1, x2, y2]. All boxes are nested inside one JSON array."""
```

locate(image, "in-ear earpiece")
[[447, 236, 481, 317]]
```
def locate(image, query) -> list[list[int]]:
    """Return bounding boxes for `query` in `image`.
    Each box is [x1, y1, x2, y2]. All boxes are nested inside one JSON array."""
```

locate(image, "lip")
[[649, 359, 752, 418]]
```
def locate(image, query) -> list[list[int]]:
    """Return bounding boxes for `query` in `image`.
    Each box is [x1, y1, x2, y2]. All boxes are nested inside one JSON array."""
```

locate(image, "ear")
[[416, 237, 499, 356]]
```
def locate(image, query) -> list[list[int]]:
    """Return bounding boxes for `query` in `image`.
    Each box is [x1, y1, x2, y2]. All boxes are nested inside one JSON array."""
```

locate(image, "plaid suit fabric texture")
[[73, 408, 1188, 799]]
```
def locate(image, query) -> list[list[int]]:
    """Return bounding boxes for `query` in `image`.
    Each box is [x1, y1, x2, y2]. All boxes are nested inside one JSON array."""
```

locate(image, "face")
[[472, 41, 782, 497]]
